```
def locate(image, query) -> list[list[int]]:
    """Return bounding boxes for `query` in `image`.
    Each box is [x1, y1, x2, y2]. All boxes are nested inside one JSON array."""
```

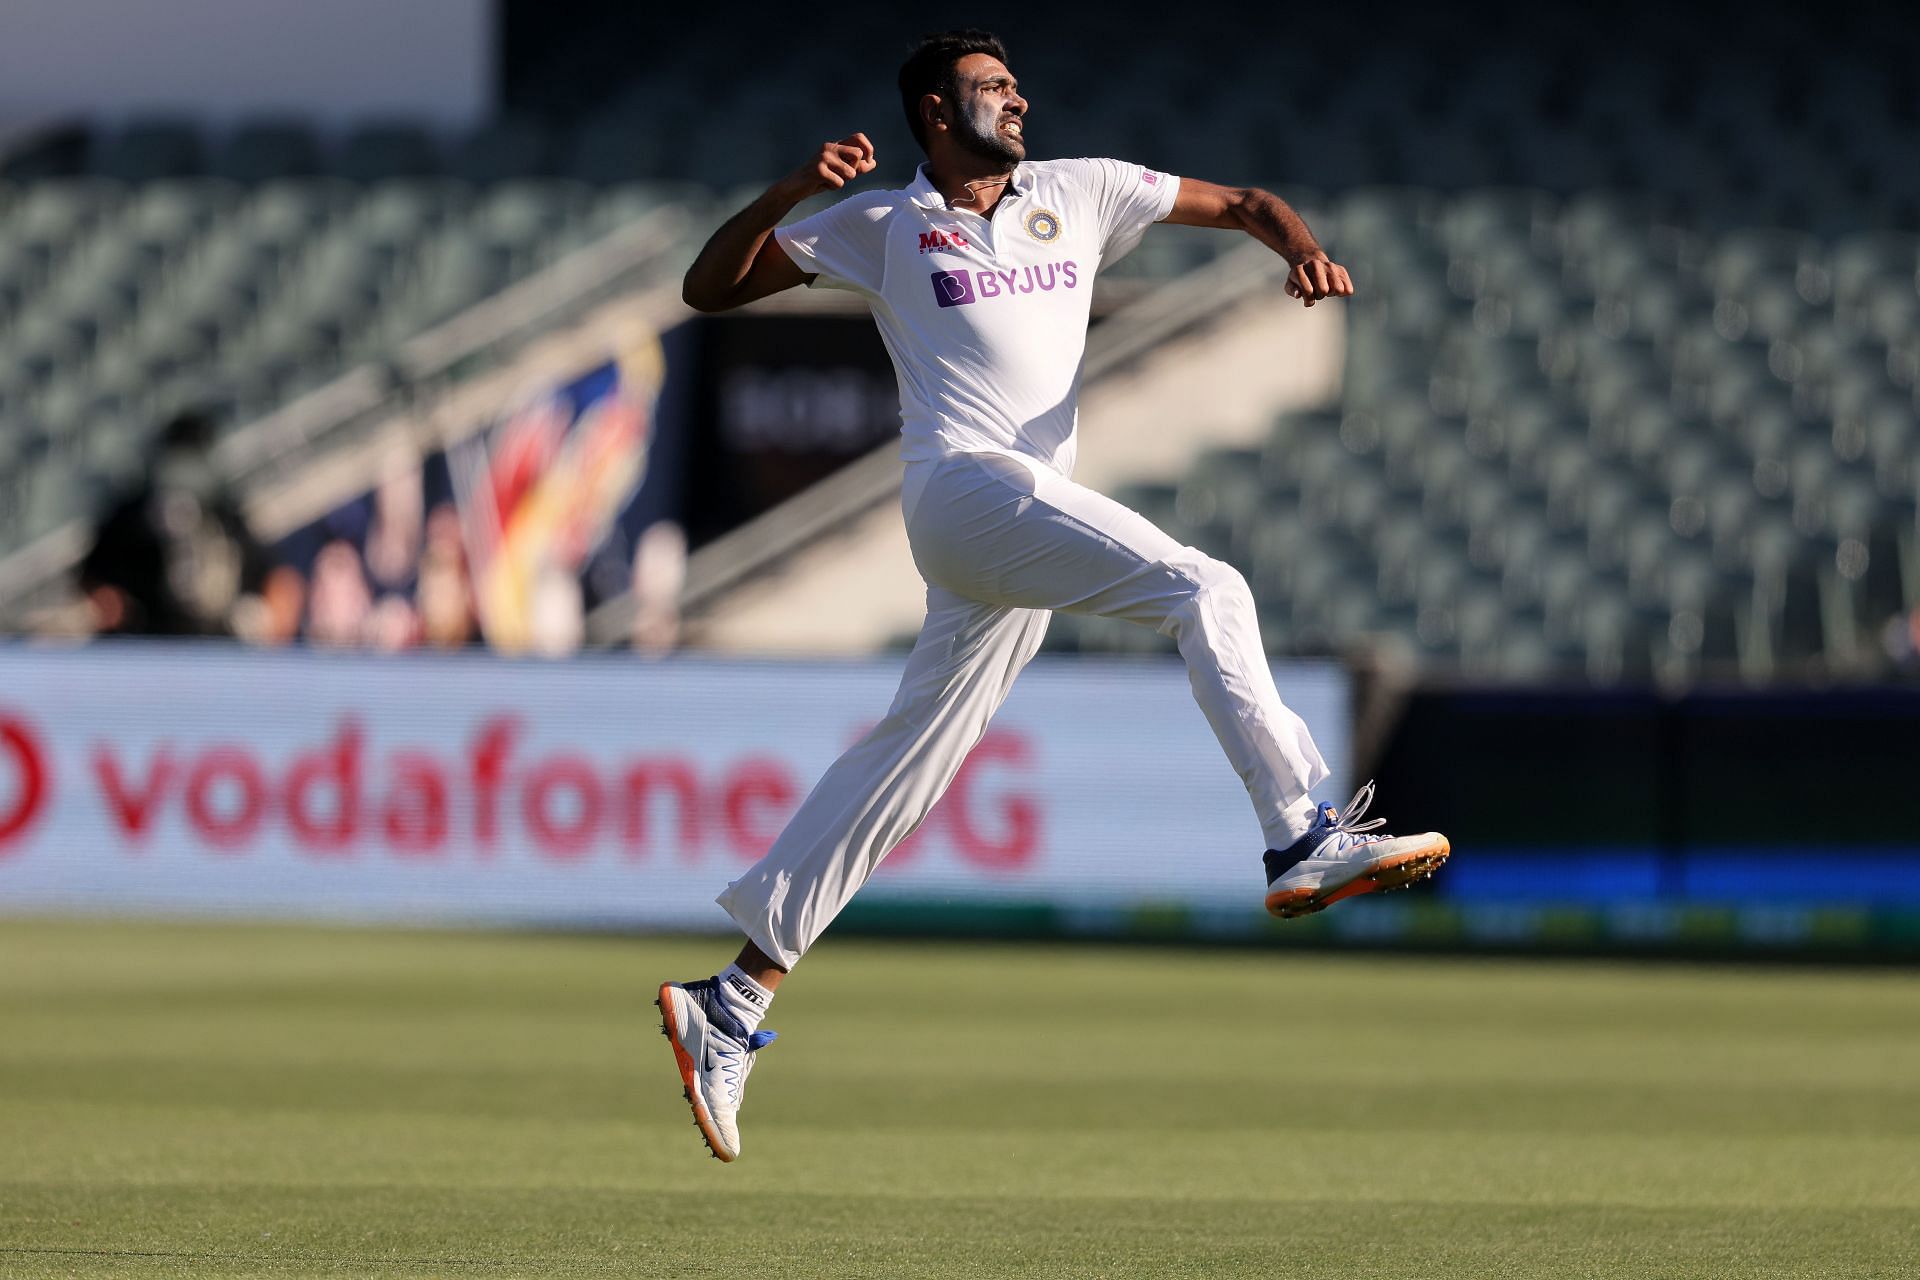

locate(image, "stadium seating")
[[1048, 192, 1920, 682], [0, 173, 724, 558], [3, 0, 1915, 676], [4, 159, 1917, 679]]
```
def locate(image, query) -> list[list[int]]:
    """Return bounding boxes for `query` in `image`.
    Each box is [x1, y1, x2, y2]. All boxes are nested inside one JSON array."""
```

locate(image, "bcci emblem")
[[1024, 208, 1063, 244]]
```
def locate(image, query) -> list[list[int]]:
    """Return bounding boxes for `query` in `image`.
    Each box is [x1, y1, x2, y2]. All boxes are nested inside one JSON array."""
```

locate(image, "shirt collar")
[[907, 162, 1026, 210]]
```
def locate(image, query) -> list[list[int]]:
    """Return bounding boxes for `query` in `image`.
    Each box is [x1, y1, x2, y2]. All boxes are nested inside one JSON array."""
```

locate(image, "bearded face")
[[943, 55, 1026, 166], [949, 85, 1024, 165]]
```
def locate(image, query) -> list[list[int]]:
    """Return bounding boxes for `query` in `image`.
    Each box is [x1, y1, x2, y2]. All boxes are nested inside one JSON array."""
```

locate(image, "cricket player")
[[659, 30, 1450, 1161]]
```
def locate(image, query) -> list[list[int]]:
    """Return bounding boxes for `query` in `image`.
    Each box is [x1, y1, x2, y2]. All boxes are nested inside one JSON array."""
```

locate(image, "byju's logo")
[[931, 270, 976, 308], [928, 263, 1080, 310]]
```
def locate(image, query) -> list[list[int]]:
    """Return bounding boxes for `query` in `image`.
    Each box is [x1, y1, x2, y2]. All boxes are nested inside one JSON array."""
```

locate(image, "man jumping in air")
[[661, 29, 1450, 1161]]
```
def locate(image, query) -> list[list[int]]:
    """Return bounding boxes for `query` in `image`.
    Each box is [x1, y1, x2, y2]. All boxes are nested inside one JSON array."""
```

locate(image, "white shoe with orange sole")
[[656, 978, 776, 1162], [1263, 782, 1450, 918]]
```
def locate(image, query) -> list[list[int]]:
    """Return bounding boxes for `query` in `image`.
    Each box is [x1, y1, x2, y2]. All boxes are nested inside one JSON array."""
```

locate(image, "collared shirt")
[[774, 158, 1180, 475]]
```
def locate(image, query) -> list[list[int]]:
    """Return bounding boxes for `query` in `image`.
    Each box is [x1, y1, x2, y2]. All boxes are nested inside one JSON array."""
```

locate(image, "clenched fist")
[[1284, 255, 1355, 308], [778, 133, 878, 201]]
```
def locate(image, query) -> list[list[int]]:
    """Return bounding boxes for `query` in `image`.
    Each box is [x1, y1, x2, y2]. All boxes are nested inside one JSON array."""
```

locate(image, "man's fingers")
[[1282, 259, 1354, 308], [1289, 265, 1316, 306], [800, 135, 877, 193], [828, 143, 878, 176]]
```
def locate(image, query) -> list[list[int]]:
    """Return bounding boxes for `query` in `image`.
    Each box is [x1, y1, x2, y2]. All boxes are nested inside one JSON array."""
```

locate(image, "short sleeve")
[[772, 193, 893, 296], [1058, 158, 1180, 265]]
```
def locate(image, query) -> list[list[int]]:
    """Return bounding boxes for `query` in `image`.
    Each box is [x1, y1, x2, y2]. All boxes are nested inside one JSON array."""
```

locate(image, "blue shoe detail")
[[1264, 844, 1310, 882], [677, 977, 777, 1054], [1263, 790, 1386, 886], [1264, 804, 1336, 883]]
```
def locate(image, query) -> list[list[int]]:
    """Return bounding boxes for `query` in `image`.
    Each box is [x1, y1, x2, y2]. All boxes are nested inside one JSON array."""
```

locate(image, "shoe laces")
[[1311, 781, 1388, 857]]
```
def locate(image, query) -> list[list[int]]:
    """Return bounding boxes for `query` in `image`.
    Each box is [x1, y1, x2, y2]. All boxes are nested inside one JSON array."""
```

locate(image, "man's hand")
[[777, 134, 878, 202], [1283, 256, 1354, 308], [682, 133, 875, 312], [1167, 180, 1354, 308]]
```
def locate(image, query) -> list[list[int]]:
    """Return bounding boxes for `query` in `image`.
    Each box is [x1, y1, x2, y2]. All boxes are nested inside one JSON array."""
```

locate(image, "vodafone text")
[[0, 711, 1039, 869]]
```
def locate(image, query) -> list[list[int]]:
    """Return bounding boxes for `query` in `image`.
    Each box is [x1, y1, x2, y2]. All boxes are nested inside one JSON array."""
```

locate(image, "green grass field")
[[1, 920, 1915, 1279]]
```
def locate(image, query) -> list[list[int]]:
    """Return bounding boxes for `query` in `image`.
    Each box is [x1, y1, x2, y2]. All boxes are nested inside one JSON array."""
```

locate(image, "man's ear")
[[920, 93, 944, 136]]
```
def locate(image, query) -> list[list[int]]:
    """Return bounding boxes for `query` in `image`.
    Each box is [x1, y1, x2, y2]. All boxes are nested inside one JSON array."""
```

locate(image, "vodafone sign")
[[0, 713, 49, 848], [0, 646, 1349, 926]]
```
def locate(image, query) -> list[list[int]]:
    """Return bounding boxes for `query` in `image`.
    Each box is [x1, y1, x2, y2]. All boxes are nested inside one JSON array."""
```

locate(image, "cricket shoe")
[[1263, 781, 1449, 918], [656, 978, 777, 1162]]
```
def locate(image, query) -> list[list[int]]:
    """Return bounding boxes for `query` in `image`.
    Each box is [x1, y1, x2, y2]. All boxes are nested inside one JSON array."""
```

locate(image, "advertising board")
[[0, 645, 1351, 928]]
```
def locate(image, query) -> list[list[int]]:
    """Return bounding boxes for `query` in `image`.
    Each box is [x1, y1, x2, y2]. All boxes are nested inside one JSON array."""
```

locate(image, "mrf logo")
[[917, 229, 970, 254]]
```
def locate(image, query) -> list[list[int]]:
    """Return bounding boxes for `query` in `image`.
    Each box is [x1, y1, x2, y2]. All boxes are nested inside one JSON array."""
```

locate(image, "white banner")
[[0, 0, 491, 127], [0, 645, 1349, 927]]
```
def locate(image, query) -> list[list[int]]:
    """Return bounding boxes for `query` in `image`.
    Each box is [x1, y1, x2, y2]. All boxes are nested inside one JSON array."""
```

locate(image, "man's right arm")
[[681, 133, 877, 313]]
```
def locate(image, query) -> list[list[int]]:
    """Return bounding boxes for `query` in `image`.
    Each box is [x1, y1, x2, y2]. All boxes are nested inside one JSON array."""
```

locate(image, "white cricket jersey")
[[773, 158, 1179, 475]]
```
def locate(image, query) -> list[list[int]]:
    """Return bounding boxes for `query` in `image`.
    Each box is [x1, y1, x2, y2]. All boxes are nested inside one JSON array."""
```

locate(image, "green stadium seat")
[[1337, 188, 1439, 251], [21, 460, 83, 539], [120, 180, 235, 261], [1244, 508, 1311, 602], [474, 180, 592, 242], [79, 416, 148, 490], [1729, 277, 1810, 343], [1829, 232, 1918, 316], [13, 180, 122, 250], [1109, 481, 1183, 542], [1491, 509, 1554, 603], [355, 181, 464, 246], [590, 181, 705, 236], [1576, 472, 1648, 572], [1556, 192, 1658, 268], [1704, 230, 1819, 303], [1576, 587, 1648, 682], [1855, 401, 1917, 495], [1857, 279, 1920, 347], [1369, 512, 1431, 606], [1436, 188, 1559, 257], [1174, 447, 1264, 558]]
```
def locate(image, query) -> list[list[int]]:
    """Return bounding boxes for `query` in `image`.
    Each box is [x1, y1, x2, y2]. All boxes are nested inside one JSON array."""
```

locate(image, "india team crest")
[[1024, 207, 1063, 244]]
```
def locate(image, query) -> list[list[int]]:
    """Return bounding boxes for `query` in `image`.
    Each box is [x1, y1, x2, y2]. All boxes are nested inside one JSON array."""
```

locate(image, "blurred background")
[[2, 0, 1919, 960]]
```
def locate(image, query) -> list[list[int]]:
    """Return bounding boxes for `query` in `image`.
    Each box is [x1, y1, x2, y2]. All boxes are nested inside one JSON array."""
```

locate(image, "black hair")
[[898, 29, 1010, 153]]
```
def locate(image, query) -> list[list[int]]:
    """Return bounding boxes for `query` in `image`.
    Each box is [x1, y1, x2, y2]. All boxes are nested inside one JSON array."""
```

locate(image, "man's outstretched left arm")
[[1165, 178, 1354, 307]]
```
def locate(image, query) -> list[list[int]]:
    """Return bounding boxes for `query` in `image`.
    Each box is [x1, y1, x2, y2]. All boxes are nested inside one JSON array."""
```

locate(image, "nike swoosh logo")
[[703, 1046, 717, 1074]]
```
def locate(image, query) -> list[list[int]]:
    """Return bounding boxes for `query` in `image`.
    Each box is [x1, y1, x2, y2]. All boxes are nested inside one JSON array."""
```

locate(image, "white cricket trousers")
[[716, 448, 1330, 968]]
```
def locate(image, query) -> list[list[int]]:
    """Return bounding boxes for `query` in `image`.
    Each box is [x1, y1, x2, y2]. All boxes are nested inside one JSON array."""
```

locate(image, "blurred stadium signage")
[[679, 313, 903, 546], [273, 342, 667, 656], [0, 645, 1350, 927]]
